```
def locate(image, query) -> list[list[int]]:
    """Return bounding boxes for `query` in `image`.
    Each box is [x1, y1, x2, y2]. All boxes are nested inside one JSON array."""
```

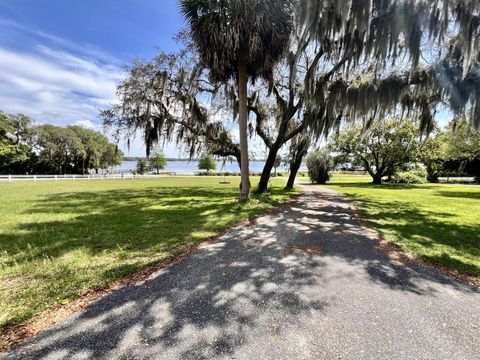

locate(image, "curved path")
[[2, 184, 479, 359]]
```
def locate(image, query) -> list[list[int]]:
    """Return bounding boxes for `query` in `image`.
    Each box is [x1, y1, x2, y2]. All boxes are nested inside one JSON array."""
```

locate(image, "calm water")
[[113, 160, 295, 175]]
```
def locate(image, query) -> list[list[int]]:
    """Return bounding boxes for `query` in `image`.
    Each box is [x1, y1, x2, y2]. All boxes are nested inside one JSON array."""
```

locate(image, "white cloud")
[[72, 119, 101, 130], [0, 45, 124, 126]]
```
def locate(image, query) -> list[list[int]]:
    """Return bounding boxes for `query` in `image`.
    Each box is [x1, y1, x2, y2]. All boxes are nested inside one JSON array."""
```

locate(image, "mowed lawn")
[[325, 174, 480, 279], [0, 177, 296, 330]]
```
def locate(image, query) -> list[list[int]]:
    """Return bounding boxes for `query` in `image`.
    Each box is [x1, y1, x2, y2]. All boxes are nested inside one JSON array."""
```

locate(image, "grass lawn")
[[324, 174, 480, 279], [0, 176, 296, 330]]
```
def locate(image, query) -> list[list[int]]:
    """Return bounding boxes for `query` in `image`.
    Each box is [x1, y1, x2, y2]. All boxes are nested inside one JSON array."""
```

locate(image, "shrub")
[[195, 171, 240, 176], [305, 150, 334, 184], [136, 159, 148, 175], [194, 171, 265, 177], [392, 169, 427, 184]]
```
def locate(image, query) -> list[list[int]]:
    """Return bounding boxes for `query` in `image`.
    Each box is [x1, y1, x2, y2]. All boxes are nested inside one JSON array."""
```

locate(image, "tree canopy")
[[0, 111, 122, 175], [198, 154, 217, 172], [332, 118, 419, 184], [150, 150, 168, 173]]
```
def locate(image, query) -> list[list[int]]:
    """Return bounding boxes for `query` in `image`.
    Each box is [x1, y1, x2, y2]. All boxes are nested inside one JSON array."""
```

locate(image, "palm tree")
[[180, 0, 294, 202]]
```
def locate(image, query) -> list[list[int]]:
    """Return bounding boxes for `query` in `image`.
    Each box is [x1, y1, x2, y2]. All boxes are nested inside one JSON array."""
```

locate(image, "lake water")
[[112, 160, 297, 175]]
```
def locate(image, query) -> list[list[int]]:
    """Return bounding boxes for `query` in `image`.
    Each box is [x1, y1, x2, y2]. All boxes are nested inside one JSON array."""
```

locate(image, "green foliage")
[[100, 144, 123, 170], [0, 110, 122, 175], [198, 154, 216, 172], [418, 134, 446, 183], [332, 118, 418, 184], [180, 0, 294, 83], [33, 124, 86, 174], [0, 112, 33, 174], [149, 150, 168, 173], [442, 120, 480, 182], [305, 150, 333, 184], [391, 169, 427, 184], [444, 120, 480, 159], [0, 177, 296, 330], [196, 171, 239, 177], [136, 159, 148, 174]]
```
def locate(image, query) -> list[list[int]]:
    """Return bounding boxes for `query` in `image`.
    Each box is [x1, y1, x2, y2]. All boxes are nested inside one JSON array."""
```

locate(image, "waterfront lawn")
[[0, 177, 296, 330], [326, 174, 480, 279]]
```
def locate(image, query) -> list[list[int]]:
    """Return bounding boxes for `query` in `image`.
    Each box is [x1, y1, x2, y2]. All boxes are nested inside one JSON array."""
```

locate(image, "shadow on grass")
[[327, 182, 440, 190], [435, 190, 480, 200], [2, 186, 289, 266], [3, 184, 479, 358], [329, 190, 480, 278]]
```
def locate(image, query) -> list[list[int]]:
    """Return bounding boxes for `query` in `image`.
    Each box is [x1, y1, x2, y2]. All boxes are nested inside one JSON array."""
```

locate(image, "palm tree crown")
[[180, 0, 295, 83]]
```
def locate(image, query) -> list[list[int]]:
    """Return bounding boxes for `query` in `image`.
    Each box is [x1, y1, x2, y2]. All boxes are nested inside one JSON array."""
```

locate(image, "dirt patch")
[[283, 244, 324, 257]]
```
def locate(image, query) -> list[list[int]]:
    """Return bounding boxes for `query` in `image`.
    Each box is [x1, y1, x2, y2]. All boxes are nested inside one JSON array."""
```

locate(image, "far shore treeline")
[[0, 111, 122, 175], [122, 156, 269, 162]]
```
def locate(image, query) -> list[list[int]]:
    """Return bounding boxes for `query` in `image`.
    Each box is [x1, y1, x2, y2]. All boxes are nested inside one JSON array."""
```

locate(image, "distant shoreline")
[[123, 157, 266, 162]]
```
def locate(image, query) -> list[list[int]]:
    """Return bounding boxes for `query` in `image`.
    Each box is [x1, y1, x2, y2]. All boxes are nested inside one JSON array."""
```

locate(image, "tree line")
[[0, 111, 122, 175], [305, 118, 480, 184]]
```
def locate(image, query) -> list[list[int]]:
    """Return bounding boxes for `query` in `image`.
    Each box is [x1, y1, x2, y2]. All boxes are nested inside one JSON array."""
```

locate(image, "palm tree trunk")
[[238, 49, 250, 202]]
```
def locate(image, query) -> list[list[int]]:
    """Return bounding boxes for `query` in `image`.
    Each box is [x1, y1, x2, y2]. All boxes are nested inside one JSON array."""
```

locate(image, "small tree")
[[136, 158, 148, 175], [305, 150, 333, 184], [418, 133, 445, 183], [442, 120, 480, 182], [150, 150, 167, 174], [198, 154, 216, 173], [273, 155, 282, 176], [333, 118, 418, 184]]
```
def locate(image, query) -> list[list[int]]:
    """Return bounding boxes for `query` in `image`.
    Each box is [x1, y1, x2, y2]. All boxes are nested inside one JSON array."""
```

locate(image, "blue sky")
[[0, 0, 184, 156]]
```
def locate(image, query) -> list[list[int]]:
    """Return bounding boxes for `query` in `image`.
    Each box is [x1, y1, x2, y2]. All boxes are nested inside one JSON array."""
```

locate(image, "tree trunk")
[[285, 142, 309, 190], [372, 174, 382, 184], [257, 144, 280, 193], [238, 49, 250, 202], [286, 157, 302, 189]]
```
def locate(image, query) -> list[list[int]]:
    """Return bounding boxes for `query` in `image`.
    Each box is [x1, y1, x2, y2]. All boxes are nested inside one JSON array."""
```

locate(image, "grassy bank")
[[0, 177, 296, 330], [325, 174, 480, 279]]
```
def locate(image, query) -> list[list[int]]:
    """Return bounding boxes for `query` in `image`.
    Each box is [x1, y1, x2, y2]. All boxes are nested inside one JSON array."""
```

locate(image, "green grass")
[[0, 177, 296, 330], [324, 174, 480, 278]]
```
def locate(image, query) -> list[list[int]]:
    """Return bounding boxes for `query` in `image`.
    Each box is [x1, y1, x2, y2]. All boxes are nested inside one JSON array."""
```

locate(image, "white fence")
[[0, 172, 176, 182], [438, 176, 475, 182]]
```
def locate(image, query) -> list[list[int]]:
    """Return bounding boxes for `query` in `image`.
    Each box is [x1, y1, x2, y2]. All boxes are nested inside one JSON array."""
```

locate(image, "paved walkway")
[[2, 185, 479, 359]]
